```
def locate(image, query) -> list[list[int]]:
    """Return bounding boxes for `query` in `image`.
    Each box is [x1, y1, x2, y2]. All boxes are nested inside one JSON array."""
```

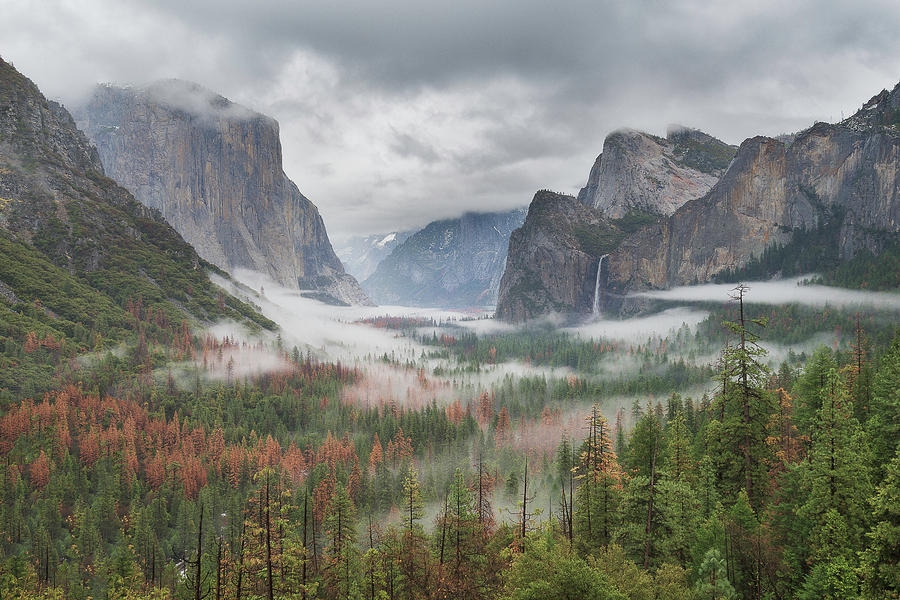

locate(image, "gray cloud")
[[2, 0, 900, 238], [389, 130, 441, 164]]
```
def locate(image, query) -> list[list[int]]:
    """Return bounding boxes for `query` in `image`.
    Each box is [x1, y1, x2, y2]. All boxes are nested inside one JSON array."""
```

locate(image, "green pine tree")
[[861, 444, 900, 599]]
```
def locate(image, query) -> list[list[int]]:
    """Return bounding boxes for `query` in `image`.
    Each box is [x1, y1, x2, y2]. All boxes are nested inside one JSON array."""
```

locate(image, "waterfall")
[[592, 254, 609, 316]]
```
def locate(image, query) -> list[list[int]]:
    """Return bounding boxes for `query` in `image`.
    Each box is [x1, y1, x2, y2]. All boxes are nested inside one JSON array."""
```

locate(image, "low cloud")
[[3, 1, 900, 237], [635, 277, 900, 310], [564, 307, 710, 342]]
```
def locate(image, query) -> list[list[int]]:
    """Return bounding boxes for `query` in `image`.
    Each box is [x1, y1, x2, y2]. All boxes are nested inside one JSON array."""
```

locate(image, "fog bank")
[[635, 277, 900, 310]]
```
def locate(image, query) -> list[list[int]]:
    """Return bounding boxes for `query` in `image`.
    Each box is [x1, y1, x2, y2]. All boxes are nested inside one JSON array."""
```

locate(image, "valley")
[[1, 12, 900, 599]]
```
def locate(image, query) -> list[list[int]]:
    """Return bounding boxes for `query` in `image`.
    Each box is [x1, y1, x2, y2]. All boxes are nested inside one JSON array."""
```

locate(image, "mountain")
[[577, 126, 736, 218], [336, 230, 414, 282], [363, 208, 526, 308], [498, 82, 900, 320], [0, 57, 273, 399], [606, 83, 900, 295], [72, 81, 370, 306], [496, 126, 733, 321], [495, 192, 610, 321]]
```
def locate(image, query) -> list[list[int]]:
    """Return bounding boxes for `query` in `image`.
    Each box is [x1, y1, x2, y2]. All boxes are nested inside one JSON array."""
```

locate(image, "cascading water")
[[592, 254, 609, 316]]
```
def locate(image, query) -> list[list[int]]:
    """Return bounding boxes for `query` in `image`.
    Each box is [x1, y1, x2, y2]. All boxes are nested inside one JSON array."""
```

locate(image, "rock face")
[[364, 208, 526, 308], [607, 136, 794, 290], [495, 193, 610, 322], [578, 126, 736, 218], [0, 57, 272, 329], [607, 84, 900, 292], [497, 83, 900, 320], [337, 230, 414, 282], [496, 126, 734, 321], [73, 81, 370, 306]]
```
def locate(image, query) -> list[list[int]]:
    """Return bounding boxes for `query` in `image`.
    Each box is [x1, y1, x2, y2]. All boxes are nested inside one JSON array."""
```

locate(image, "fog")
[[201, 270, 741, 532], [141, 79, 260, 122], [203, 271, 871, 427], [208, 271, 579, 410], [635, 276, 900, 310], [214, 270, 459, 363], [564, 307, 710, 343]]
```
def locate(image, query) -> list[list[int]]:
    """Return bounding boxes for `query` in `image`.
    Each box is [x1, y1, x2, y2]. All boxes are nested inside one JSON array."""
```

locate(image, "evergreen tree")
[[323, 484, 360, 599], [661, 413, 699, 564], [861, 445, 900, 599], [402, 466, 424, 534], [799, 369, 871, 561], [792, 347, 838, 433], [870, 331, 900, 476], [574, 407, 621, 554], [501, 530, 625, 600], [695, 548, 736, 600], [710, 284, 773, 510]]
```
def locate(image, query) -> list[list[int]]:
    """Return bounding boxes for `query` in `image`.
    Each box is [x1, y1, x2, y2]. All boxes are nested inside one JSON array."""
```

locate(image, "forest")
[[0, 281, 898, 600], [2, 9, 899, 599]]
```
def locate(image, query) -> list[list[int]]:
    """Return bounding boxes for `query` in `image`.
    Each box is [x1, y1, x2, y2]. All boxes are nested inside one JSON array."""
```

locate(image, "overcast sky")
[[2, 0, 899, 241]]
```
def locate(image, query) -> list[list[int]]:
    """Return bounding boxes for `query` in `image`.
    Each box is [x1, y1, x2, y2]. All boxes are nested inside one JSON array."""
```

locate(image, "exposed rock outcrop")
[[0, 56, 273, 329], [495, 193, 610, 322], [498, 82, 900, 320], [578, 126, 736, 218], [606, 136, 795, 290], [74, 81, 370, 306], [496, 126, 734, 321], [364, 208, 526, 308], [607, 84, 900, 293]]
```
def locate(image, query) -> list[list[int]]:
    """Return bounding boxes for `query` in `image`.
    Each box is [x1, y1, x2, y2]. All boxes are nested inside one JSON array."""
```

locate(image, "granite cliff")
[[74, 81, 369, 305], [364, 208, 526, 308], [578, 126, 736, 218], [498, 82, 900, 320], [0, 57, 272, 338], [607, 83, 900, 294], [496, 126, 734, 321], [495, 193, 613, 321]]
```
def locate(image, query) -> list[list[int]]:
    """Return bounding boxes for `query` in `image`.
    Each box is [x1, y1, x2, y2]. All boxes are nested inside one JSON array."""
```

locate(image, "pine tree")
[[792, 346, 838, 433], [501, 530, 623, 600], [574, 406, 622, 554], [662, 413, 699, 564], [616, 412, 664, 567], [435, 467, 491, 598], [848, 314, 873, 423], [556, 439, 575, 543], [870, 330, 900, 476], [323, 484, 360, 599], [861, 445, 900, 599], [765, 388, 805, 487], [799, 369, 871, 555], [711, 284, 773, 510], [695, 548, 736, 600], [402, 465, 424, 534]]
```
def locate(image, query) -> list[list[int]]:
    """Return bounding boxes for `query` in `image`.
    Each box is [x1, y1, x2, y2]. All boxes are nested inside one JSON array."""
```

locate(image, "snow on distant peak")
[[375, 233, 397, 248]]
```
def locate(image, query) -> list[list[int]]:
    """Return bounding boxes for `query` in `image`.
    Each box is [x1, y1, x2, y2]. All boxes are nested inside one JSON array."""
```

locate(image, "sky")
[[2, 0, 900, 240]]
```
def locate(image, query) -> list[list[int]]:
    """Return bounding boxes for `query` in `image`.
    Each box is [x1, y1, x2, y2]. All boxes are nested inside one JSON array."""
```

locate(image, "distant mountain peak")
[[578, 126, 736, 219], [840, 79, 900, 131], [363, 207, 526, 308]]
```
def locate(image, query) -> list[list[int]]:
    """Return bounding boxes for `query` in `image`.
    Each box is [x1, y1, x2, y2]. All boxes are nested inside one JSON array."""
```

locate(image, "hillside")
[[607, 82, 900, 295], [73, 81, 370, 306], [0, 57, 273, 401]]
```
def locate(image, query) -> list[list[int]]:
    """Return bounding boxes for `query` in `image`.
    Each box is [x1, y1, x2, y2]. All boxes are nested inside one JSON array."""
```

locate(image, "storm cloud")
[[2, 0, 899, 238]]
